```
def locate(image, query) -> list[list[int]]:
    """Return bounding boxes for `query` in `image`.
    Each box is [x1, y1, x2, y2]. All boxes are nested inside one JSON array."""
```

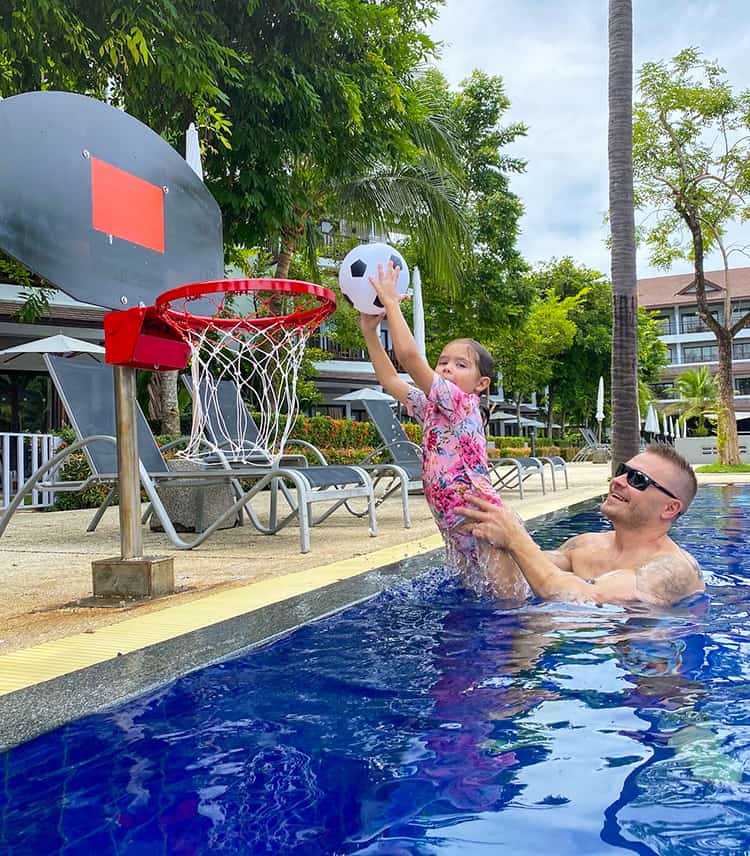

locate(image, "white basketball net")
[[157, 281, 330, 467]]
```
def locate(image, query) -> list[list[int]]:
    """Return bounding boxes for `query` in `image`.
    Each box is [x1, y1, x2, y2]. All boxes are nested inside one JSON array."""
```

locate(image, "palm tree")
[[664, 366, 719, 436], [608, 0, 640, 470], [274, 74, 469, 288]]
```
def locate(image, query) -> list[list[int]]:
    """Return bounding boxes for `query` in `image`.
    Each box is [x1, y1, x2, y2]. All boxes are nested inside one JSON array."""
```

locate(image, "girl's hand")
[[360, 311, 385, 334], [368, 260, 401, 309]]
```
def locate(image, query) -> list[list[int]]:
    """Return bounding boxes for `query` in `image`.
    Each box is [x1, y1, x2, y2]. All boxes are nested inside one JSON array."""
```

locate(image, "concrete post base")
[[91, 556, 175, 599]]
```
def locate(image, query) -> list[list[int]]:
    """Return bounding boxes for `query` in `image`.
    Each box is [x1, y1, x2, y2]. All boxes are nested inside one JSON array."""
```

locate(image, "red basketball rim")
[[155, 278, 337, 331]]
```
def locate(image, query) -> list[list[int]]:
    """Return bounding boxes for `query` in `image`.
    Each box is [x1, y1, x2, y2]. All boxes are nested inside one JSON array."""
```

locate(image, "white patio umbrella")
[[0, 334, 104, 362], [333, 388, 395, 402], [595, 376, 605, 443], [662, 412, 669, 437], [669, 416, 675, 439], [333, 387, 395, 419], [411, 266, 426, 359], [644, 403, 660, 435], [185, 122, 203, 180], [0, 333, 104, 373]]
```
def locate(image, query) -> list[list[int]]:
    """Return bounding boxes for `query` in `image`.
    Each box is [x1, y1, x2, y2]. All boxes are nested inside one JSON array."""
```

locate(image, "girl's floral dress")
[[406, 374, 504, 570]]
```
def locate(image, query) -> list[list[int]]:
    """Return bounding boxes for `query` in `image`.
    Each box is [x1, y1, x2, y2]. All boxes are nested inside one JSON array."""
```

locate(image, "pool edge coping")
[[0, 491, 604, 750]]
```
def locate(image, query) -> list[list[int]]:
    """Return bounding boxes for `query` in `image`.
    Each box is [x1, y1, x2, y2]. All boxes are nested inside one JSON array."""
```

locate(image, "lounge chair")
[[573, 427, 611, 462], [181, 375, 379, 543], [359, 398, 424, 528], [182, 382, 422, 529], [538, 455, 569, 490], [487, 456, 546, 499], [0, 358, 376, 553], [361, 398, 544, 503]]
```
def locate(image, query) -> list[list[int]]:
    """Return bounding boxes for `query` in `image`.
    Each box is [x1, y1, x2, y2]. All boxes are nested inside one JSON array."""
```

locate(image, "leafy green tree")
[[1, 1, 240, 433], [664, 366, 719, 436], [524, 259, 610, 431], [633, 47, 750, 463], [402, 69, 531, 364], [520, 258, 667, 433], [496, 289, 583, 429], [194, 1, 467, 287], [1, 0, 454, 431], [608, 0, 640, 471]]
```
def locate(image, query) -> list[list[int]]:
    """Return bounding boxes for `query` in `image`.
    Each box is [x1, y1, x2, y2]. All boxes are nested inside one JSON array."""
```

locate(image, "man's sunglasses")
[[614, 462, 679, 500]]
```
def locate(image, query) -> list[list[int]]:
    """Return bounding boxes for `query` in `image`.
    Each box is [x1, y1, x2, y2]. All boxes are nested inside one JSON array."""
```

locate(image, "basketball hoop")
[[154, 278, 336, 466]]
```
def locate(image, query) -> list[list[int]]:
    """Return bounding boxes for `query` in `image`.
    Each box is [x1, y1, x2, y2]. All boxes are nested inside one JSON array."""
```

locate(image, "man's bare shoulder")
[[635, 548, 704, 606], [558, 531, 611, 553]]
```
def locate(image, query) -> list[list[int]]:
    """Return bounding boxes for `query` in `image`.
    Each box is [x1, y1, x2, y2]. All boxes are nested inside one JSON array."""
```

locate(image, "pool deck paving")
[[0, 462, 747, 746]]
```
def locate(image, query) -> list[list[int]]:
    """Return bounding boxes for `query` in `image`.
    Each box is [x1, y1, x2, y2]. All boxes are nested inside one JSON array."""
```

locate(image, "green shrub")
[[288, 415, 422, 449], [51, 447, 112, 511]]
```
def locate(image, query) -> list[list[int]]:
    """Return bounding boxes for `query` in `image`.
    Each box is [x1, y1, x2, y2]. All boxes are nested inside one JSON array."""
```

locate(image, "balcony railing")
[[680, 317, 719, 334], [1, 432, 62, 510], [308, 335, 404, 369]]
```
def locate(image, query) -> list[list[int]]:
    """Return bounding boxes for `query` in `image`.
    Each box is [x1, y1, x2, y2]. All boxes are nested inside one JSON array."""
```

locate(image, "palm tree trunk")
[[275, 231, 296, 280], [608, 0, 640, 470], [159, 370, 180, 436]]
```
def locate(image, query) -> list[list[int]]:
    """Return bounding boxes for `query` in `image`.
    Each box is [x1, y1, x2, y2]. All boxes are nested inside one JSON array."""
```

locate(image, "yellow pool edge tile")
[[0, 533, 444, 696], [0, 485, 606, 698]]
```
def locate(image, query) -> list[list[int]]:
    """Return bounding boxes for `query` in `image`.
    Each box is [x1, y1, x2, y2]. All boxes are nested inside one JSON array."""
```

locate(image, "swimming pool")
[[1, 485, 749, 855]]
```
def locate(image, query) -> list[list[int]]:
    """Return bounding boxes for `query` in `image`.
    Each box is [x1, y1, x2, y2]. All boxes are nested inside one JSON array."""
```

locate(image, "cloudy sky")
[[429, 0, 750, 279]]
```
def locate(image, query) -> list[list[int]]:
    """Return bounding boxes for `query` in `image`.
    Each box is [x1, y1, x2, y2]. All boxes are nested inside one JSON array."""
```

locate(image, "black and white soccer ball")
[[338, 242, 409, 314]]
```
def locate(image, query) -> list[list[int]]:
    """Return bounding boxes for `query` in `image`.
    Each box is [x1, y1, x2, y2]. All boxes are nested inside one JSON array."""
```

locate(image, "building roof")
[[0, 284, 106, 325], [638, 267, 750, 309]]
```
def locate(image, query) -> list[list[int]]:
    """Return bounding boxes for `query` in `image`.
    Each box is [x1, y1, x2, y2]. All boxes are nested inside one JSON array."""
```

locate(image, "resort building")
[[638, 266, 750, 423]]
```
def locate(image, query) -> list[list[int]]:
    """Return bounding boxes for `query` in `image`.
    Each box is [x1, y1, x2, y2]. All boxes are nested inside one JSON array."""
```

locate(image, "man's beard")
[[600, 493, 650, 529]]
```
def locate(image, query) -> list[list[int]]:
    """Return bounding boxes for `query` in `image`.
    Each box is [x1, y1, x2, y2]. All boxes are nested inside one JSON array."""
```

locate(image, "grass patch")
[[695, 463, 750, 473]]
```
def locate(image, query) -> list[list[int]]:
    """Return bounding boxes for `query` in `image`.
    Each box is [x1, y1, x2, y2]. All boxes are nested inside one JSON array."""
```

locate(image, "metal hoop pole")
[[113, 365, 143, 559]]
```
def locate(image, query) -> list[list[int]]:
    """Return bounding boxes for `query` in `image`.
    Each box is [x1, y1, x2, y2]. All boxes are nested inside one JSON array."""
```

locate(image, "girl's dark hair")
[[451, 338, 494, 426], [452, 338, 495, 379]]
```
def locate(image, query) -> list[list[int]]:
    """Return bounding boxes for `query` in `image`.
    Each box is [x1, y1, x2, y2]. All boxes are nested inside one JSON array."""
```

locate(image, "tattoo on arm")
[[635, 553, 703, 606]]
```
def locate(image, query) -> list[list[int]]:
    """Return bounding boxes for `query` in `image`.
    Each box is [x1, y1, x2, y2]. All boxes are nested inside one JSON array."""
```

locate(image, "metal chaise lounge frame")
[[572, 426, 611, 462], [538, 455, 569, 490], [361, 398, 550, 503], [181, 375, 380, 540], [0, 357, 376, 553], [357, 398, 424, 528], [487, 455, 546, 499]]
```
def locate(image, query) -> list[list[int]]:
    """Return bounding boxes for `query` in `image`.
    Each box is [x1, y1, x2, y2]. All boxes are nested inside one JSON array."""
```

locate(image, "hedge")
[[49, 414, 579, 510]]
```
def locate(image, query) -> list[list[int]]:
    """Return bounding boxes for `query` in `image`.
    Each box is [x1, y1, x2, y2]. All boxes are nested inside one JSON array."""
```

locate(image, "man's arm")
[[634, 552, 704, 606], [545, 536, 585, 572], [456, 498, 698, 607]]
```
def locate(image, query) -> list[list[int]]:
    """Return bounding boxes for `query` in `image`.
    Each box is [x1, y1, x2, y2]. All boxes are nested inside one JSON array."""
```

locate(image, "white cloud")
[[429, 0, 750, 279]]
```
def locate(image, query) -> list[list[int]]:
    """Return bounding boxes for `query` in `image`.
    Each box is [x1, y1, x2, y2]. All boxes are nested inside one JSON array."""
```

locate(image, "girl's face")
[[435, 342, 490, 396]]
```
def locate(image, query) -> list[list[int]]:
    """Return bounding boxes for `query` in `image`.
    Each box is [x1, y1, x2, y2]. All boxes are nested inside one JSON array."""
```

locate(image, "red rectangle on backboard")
[[91, 157, 165, 253]]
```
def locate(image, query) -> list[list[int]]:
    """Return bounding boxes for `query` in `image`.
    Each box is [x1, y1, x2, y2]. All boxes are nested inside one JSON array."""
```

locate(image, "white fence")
[[0, 432, 62, 510]]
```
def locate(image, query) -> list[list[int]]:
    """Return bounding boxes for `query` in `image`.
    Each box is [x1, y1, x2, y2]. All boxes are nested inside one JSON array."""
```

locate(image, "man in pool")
[[457, 443, 704, 607]]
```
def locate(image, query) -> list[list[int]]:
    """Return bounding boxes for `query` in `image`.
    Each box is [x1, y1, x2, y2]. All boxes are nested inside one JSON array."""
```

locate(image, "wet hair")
[[449, 338, 494, 425], [645, 442, 698, 508]]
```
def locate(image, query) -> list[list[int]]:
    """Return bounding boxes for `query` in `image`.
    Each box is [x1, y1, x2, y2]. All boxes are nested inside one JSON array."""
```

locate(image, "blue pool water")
[[2, 485, 750, 855]]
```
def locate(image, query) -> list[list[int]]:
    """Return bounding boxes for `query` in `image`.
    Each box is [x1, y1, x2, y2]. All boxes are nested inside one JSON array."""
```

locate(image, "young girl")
[[359, 261, 527, 600]]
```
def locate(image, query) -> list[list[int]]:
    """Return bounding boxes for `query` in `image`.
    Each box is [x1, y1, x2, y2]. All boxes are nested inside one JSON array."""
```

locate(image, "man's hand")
[[457, 495, 527, 550], [368, 261, 402, 310]]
